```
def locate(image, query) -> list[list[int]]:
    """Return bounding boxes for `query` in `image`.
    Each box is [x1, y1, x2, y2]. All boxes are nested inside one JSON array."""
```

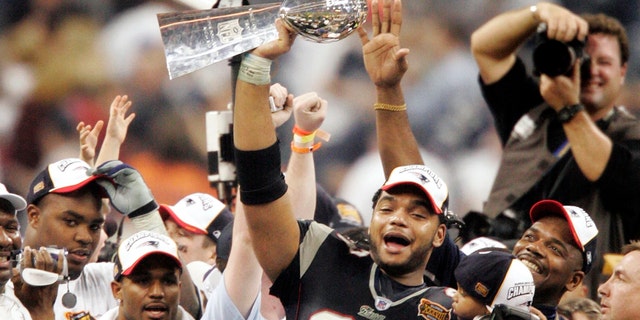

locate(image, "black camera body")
[[532, 23, 590, 80]]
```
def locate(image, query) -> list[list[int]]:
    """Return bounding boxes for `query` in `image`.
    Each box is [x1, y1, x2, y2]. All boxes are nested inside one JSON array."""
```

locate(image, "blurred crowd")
[[2, 0, 640, 222]]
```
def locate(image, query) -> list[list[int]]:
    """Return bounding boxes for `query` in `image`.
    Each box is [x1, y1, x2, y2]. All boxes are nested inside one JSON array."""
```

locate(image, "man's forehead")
[[587, 34, 623, 60], [165, 219, 197, 235], [530, 217, 576, 245]]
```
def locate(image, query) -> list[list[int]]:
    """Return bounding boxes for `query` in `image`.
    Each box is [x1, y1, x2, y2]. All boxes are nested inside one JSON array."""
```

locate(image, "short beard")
[[369, 241, 430, 278]]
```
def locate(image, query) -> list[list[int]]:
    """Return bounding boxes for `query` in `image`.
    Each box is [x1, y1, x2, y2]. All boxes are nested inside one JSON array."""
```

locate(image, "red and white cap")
[[114, 231, 182, 280], [159, 193, 233, 242], [26, 158, 104, 204], [381, 165, 449, 214], [529, 199, 599, 273]]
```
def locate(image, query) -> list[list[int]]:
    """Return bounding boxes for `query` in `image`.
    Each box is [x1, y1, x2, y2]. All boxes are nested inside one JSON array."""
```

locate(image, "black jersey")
[[270, 220, 456, 320]]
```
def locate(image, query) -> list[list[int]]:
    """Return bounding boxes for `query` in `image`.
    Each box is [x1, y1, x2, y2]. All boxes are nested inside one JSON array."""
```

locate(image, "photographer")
[[470, 1, 640, 301]]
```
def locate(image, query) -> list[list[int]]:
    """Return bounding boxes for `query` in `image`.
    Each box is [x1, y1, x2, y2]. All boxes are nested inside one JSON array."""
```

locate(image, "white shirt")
[[55, 262, 117, 320], [186, 261, 221, 304], [1, 282, 32, 320], [202, 274, 264, 320]]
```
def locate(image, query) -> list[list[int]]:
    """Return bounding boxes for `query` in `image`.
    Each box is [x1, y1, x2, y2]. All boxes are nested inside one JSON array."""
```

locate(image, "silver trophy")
[[158, 0, 368, 79]]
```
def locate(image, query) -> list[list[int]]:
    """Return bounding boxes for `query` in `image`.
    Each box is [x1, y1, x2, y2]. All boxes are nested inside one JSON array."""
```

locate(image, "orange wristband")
[[291, 141, 322, 154], [292, 125, 314, 136]]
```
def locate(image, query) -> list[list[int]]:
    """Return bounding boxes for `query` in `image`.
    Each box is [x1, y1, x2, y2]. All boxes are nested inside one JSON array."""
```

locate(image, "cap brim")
[[50, 175, 103, 196], [529, 200, 583, 251], [121, 252, 182, 277], [0, 194, 27, 211], [159, 204, 208, 235], [381, 182, 443, 214]]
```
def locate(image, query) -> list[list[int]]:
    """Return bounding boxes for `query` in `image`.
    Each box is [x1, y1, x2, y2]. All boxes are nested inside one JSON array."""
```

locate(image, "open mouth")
[[383, 233, 410, 251], [144, 303, 169, 318]]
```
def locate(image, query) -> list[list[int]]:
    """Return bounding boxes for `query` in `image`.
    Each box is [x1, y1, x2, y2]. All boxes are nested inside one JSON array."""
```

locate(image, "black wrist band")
[[557, 103, 585, 123], [235, 141, 288, 205]]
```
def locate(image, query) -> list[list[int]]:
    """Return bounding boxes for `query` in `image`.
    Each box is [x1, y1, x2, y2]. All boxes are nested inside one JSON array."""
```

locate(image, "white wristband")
[[130, 210, 168, 236], [238, 53, 272, 85]]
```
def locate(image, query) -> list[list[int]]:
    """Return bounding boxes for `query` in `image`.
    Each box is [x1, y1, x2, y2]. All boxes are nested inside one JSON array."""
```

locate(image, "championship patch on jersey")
[[417, 298, 450, 320], [66, 311, 92, 320]]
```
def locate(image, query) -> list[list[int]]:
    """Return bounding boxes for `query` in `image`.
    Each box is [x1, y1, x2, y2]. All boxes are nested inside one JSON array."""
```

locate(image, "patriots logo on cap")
[[417, 173, 430, 184], [567, 207, 595, 228], [403, 166, 444, 190], [136, 240, 160, 250]]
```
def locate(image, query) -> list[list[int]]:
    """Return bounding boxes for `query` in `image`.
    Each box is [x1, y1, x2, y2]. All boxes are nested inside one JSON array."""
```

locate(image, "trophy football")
[[158, 0, 368, 79]]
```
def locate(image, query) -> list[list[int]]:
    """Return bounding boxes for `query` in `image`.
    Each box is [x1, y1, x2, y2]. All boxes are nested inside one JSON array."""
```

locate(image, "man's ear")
[[26, 204, 41, 228], [111, 280, 122, 301], [565, 270, 585, 292], [432, 224, 446, 248]]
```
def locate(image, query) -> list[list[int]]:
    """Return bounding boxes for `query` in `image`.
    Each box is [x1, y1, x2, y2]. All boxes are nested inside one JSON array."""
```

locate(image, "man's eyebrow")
[[378, 194, 434, 213], [63, 210, 105, 224], [378, 194, 392, 202], [412, 199, 433, 211], [526, 226, 572, 251]]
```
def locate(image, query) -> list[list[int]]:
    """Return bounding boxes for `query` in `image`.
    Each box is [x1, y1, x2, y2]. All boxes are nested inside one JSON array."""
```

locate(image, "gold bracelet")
[[373, 103, 407, 112]]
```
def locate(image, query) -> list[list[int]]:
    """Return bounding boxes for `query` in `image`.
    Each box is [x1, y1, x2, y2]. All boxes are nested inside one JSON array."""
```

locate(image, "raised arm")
[[286, 92, 328, 219], [358, 0, 420, 178], [470, 2, 588, 84], [233, 20, 299, 281], [91, 161, 201, 317], [220, 200, 263, 318], [539, 59, 613, 181], [95, 95, 135, 166]]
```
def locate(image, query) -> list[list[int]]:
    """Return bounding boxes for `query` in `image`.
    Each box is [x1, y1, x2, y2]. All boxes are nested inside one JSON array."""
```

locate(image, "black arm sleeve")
[[479, 58, 545, 144]]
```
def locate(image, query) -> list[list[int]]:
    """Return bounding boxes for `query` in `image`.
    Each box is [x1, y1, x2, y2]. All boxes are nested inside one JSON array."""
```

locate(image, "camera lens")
[[533, 39, 577, 77]]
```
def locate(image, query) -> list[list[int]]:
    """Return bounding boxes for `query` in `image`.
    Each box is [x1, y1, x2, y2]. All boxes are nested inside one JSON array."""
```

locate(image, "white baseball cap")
[[159, 193, 233, 241], [0, 182, 27, 211], [114, 231, 182, 280], [381, 165, 449, 214]]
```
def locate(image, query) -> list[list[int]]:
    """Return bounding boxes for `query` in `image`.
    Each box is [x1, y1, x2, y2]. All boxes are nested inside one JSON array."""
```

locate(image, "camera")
[[45, 246, 68, 264], [206, 109, 236, 204], [19, 246, 70, 286], [532, 23, 591, 80]]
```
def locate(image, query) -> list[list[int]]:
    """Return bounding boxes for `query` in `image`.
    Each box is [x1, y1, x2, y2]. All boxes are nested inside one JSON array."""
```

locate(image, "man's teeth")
[[520, 259, 541, 273]]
